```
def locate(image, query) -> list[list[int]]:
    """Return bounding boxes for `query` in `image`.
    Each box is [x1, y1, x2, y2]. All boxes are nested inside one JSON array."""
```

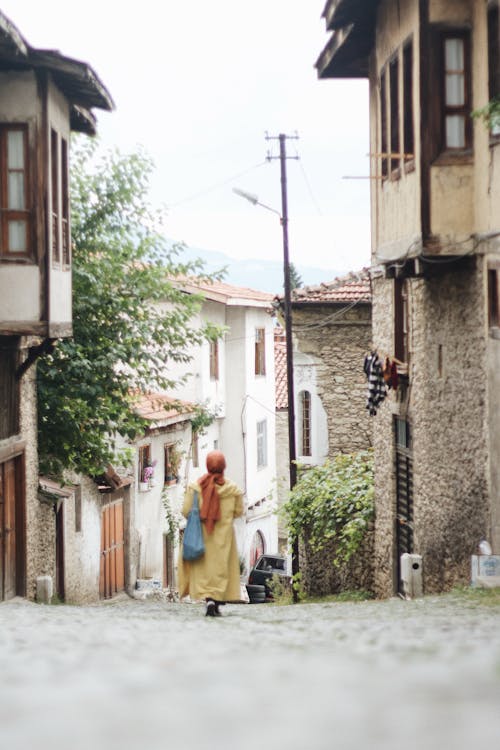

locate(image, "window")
[[138, 444, 151, 484], [0, 338, 19, 439], [380, 69, 388, 179], [389, 56, 400, 174], [488, 3, 500, 136], [257, 419, 267, 468], [403, 40, 415, 166], [394, 279, 409, 363], [192, 432, 199, 468], [255, 327, 266, 375], [51, 132, 71, 269], [441, 33, 471, 150], [209, 339, 219, 380], [164, 443, 180, 483], [299, 390, 311, 457], [488, 267, 500, 327], [0, 125, 30, 257], [61, 138, 70, 266], [51, 129, 60, 265]]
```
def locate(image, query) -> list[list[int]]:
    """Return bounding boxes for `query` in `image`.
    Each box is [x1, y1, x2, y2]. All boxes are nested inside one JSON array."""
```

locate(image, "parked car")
[[247, 554, 290, 600]]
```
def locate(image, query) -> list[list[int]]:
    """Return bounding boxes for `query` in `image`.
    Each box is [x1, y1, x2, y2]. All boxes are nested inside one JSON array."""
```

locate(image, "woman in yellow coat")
[[178, 450, 244, 616]]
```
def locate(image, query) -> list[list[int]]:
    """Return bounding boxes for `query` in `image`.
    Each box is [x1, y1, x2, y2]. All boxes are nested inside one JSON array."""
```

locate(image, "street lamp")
[[233, 154, 299, 600]]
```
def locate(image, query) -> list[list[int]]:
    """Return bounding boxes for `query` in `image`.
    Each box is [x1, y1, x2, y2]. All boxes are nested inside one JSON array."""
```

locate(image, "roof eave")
[[316, 25, 371, 79]]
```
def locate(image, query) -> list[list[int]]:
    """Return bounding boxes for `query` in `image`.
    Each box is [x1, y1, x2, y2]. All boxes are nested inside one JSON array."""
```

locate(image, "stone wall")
[[300, 528, 374, 598], [21, 351, 55, 601], [291, 302, 375, 595], [292, 303, 373, 457], [372, 260, 490, 597]]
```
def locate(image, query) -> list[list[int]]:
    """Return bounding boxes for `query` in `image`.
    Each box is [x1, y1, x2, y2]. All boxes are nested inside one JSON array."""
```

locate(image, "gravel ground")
[[1, 592, 499, 750]]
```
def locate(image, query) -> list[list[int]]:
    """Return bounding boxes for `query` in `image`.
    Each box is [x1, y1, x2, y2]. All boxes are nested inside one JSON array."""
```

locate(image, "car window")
[[256, 556, 285, 572]]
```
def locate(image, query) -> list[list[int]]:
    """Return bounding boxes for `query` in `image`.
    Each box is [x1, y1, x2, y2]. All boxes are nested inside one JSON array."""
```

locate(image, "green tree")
[[37, 139, 221, 478], [282, 451, 374, 567], [289, 262, 303, 290]]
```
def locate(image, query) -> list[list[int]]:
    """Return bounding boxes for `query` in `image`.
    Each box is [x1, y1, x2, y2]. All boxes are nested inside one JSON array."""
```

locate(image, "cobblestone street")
[[1, 592, 500, 750]]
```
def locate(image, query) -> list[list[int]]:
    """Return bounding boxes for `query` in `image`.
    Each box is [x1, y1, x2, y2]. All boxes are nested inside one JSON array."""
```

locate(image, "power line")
[[168, 160, 268, 208]]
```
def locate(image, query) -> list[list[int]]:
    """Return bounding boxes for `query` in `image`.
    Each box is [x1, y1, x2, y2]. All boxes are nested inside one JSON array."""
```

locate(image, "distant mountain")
[[176, 244, 338, 295]]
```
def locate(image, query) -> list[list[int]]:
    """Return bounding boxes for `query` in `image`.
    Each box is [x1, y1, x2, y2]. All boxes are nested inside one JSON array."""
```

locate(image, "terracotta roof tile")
[[133, 392, 194, 425], [177, 277, 274, 307], [276, 269, 371, 305], [274, 327, 288, 410]]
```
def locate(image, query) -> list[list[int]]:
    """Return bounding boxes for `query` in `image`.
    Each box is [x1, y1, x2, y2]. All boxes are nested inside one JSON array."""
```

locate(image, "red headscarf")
[[198, 450, 226, 534]]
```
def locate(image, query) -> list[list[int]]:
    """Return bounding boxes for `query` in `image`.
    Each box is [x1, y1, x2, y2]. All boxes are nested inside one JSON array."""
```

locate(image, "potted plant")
[[140, 460, 157, 491], [165, 444, 182, 485]]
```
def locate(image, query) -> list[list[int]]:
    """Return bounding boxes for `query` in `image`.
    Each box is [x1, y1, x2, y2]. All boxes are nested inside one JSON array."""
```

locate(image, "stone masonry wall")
[[292, 303, 373, 457], [21, 352, 55, 601], [372, 261, 490, 597], [292, 303, 375, 595]]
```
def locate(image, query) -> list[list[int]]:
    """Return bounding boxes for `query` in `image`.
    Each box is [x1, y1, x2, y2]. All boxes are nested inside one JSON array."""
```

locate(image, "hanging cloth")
[[363, 352, 387, 416]]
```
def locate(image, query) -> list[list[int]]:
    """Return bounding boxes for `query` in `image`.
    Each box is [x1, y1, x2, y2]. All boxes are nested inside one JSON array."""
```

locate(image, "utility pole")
[[266, 132, 300, 601]]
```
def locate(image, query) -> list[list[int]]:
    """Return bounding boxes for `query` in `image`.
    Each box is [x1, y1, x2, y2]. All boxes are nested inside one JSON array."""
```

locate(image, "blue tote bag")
[[183, 490, 205, 561]]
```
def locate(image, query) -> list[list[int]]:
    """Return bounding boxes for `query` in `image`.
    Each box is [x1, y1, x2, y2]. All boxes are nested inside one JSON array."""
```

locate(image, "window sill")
[[432, 150, 473, 167], [0, 255, 34, 263]]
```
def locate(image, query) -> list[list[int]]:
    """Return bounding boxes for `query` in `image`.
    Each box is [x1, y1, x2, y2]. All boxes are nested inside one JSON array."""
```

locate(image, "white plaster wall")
[[0, 266, 39, 321], [133, 423, 192, 582], [64, 479, 102, 603]]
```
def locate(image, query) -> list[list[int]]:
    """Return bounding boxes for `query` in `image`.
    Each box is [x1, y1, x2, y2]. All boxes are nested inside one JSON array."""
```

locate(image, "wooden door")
[[0, 459, 18, 601], [55, 501, 65, 601], [99, 500, 125, 599]]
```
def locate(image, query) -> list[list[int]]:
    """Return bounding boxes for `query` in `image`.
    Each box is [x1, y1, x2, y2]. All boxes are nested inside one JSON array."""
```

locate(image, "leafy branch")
[[282, 451, 375, 568]]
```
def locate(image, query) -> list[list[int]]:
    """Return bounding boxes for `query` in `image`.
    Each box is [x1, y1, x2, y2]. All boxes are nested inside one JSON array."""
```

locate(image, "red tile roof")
[[133, 392, 194, 426], [274, 327, 288, 410], [276, 269, 371, 305], [177, 277, 274, 307]]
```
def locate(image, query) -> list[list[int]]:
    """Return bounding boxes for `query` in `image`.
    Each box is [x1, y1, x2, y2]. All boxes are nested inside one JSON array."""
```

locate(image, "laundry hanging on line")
[[363, 352, 387, 416]]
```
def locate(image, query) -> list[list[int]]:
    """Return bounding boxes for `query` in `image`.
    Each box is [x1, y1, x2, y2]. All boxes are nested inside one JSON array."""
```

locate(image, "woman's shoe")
[[205, 599, 216, 617]]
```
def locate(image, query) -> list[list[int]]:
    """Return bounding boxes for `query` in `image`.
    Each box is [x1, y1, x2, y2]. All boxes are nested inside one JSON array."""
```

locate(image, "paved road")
[[1, 592, 499, 750]]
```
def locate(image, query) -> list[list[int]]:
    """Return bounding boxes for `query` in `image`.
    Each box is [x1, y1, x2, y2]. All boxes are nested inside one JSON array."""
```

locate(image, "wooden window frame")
[[380, 69, 388, 180], [394, 278, 409, 364], [488, 2, 500, 140], [488, 266, 500, 328], [0, 337, 20, 439], [440, 31, 472, 152], [0, 124, 31, 258], [61, 137, 70, 268], [403, 39, 415, 172], [389, 55, 401, 177], [209, 339, 219, 380], [164, 443, 179, 484], [299, 390, 311, 457], [138, 444, 151, 484], [254, 327, 266, 376], [51, 129, 60, 266]]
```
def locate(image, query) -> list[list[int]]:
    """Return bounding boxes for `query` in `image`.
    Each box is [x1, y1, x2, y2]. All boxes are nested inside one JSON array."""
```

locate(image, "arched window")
[[299, 390, 311, 457], [250, 530, 265, 567]]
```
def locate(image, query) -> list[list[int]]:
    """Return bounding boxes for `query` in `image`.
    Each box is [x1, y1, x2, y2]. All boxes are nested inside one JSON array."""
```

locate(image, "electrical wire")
[[168, 161, 269, 208]]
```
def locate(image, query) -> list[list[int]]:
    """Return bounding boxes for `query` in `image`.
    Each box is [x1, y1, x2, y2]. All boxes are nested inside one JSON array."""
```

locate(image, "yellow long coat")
[[178, 479, 244, 602]]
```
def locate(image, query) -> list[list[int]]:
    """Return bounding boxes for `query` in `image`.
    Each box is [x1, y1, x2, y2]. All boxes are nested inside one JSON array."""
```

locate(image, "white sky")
[[2, 0, 371, 277]]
